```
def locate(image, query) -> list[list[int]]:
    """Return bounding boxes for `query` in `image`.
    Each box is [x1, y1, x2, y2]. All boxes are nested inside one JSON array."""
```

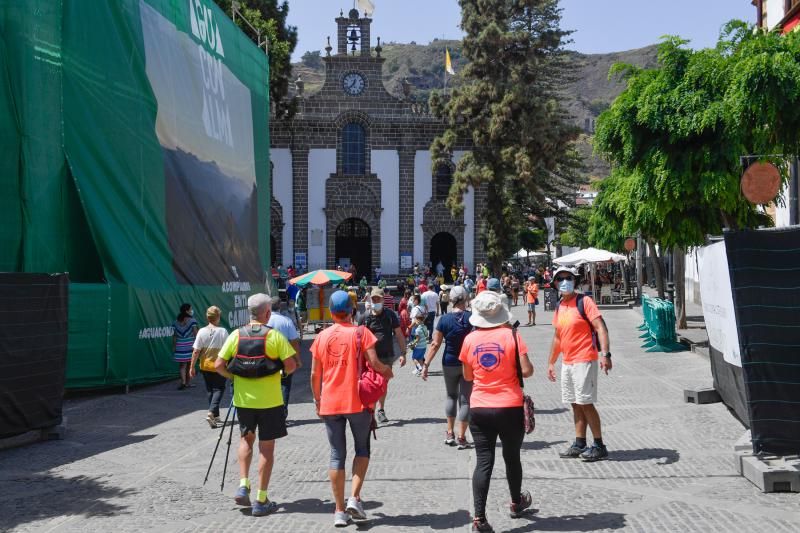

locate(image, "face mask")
[[558, 279, 575, 294], [372, 303, 383, 313]]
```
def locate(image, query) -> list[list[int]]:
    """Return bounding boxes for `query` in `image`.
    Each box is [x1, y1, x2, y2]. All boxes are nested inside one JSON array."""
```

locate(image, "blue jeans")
[[201, 371, 227, 417], [281, 372, 293, 421]]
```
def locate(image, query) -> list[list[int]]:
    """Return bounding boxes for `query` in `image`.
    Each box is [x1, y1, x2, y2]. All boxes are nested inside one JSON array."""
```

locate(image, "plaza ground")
[[2, 304, 799, 532]]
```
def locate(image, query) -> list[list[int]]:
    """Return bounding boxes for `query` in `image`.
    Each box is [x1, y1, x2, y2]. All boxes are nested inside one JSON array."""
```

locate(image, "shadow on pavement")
[[277, 498, 383, 515], [355, 509, 471, 530], [380, 417, 447, 428], [611, 448, 680, 464], [534, 408, 569, 415], [521, 440, 567, 451], [0, 473, 136, 531], [506, 511, 627, 532]]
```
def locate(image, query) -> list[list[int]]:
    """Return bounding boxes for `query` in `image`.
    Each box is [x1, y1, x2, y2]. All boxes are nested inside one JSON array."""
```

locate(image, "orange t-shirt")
[[553, 295, 602, 364], [459, 327, 528, 408], [525, 283, 539, 304], [311, 323, 377, 415]]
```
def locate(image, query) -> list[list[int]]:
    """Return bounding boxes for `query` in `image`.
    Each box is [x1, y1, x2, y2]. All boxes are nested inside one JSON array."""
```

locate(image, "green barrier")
[[639, 295, 685, 352]]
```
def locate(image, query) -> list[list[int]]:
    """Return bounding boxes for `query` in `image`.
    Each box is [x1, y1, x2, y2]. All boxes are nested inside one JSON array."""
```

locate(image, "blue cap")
[[329, 290, 352, 313], [487, 278, 502, 291]]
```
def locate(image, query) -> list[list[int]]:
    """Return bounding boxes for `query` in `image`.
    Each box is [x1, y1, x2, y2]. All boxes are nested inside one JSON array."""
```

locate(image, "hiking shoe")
[[509, 490, 532, 518], [472, 517, 494, 532], [375, 409, 388, 424], [559, 442, 587, 459], [346, 497, 366, 520], [252, 500, 277, 517], [580, 444, 609, 462], [234, 486, 251, 506], [334, 511, 353, 527], [444, 431, 456, 446], [206, 413, 218, 429], [457, 437, 472, 450]]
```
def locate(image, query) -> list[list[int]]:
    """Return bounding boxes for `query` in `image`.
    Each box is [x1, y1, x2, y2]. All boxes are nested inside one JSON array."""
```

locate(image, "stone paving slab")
[[1, 304, 799, 532]]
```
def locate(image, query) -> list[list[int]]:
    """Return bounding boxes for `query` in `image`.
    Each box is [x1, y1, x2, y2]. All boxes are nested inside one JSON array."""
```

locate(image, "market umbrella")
[[288, 269, 353, 288], [553, 247, 626, 266]]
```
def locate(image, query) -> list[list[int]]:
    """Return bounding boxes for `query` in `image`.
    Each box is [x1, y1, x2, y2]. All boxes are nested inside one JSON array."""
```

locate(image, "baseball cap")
[[370, 286, 385, 299], [449, 285, 468, 303], [330, 290, 352, 313], [486, 277, 502, 291]]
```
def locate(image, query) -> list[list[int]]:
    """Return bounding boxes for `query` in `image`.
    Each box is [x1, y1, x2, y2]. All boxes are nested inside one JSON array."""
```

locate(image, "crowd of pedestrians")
[[177, 261, 612, 531]]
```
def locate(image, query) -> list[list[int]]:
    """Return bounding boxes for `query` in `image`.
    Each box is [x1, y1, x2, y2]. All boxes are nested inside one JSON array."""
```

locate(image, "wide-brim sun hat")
[[553, 265, 579, 280], [469, 291, 511, 328]]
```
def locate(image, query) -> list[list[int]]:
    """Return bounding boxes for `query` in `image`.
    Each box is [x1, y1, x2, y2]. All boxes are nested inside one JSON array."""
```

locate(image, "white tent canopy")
[[553, 247, 627, 266], [512, 248, 547, 259]]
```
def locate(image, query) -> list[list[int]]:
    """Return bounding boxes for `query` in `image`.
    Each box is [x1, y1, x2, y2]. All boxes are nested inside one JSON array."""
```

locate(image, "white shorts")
[[561, 360, 598, 405]]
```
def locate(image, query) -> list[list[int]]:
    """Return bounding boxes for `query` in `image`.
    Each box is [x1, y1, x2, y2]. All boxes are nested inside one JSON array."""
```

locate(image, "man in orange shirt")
[[524, 276, 539, 326], [311, 291, 393, 527], [547, 266, 612, 462]]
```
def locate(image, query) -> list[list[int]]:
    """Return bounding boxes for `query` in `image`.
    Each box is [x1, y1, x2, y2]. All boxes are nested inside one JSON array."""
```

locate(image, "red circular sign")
[[741, 162, 781, 205], [624, 238, 636, 251]]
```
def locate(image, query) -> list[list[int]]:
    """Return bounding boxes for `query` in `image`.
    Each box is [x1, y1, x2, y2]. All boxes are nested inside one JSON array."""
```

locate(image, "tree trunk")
[[647, 240, 665, 298], [673, 246, 687, 329]]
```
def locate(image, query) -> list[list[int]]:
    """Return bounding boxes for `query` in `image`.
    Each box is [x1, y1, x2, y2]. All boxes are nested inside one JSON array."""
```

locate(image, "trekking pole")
[[203, 395, 235, 486], [220, 405, 238, 492]]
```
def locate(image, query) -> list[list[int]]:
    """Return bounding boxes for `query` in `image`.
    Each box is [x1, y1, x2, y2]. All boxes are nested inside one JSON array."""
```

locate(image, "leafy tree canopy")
[[214, 0, 298, 117], [594, 21, 800, 248], [430, 0, 583, 271]]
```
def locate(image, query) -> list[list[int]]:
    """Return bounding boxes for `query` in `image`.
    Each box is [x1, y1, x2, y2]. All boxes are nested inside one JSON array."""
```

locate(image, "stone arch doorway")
[[335, 218, 372, 281], [430, 232, 458, 282], [270, 235, 277, 267]]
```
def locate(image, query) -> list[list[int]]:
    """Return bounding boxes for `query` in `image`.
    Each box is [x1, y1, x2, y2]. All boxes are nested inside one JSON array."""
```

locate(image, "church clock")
[[342, 72, 366, 96]]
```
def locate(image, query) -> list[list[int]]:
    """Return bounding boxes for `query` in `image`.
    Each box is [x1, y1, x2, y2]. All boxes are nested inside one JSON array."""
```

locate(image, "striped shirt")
[[173, 318, 198, 362]]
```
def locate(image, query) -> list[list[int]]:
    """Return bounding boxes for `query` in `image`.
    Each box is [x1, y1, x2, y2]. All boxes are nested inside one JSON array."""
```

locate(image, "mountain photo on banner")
[[140, 0, 261, 285]]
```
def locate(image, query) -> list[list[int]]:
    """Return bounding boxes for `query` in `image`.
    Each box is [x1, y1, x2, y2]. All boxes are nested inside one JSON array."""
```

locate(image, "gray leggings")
[[443, 364, 472, 422], [323, 410, 372, 470]]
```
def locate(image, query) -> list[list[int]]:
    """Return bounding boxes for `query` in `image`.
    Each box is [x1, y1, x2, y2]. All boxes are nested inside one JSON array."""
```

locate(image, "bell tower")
[[335, 8, 371, 56]]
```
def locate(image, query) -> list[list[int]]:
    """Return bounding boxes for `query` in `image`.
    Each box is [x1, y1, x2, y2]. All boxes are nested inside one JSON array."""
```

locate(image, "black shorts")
[[237, 406, 287, 441]]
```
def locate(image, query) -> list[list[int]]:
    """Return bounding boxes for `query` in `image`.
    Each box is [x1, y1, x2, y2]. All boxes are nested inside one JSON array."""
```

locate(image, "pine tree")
[[430, 0, 582, 273]]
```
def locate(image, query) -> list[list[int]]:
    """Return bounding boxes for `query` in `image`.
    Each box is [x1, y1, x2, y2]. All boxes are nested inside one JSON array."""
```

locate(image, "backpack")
[[226, 325, 283, 378], [555, 294, 599, 350]]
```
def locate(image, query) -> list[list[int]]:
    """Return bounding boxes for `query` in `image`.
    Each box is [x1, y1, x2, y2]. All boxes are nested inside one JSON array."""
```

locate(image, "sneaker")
[[472, 517, 494, 532], [345, 497, 366, 520], [375, 409, 388, 424], [334, 511, 353, 527], [509, 490, 532, 518], [234, 485, 251, 506], [444, 431, 456, 446], [177, 383, 186, 390], [206, 413, 218, 429], [580, 444, 609, 462], [559, 442, 587, 459], [252, 500, 277, 517], [456, 436, 472, 450]]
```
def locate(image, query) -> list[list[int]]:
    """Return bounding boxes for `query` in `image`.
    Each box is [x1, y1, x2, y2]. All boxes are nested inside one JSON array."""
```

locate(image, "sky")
[[286, 0, 756, 61]]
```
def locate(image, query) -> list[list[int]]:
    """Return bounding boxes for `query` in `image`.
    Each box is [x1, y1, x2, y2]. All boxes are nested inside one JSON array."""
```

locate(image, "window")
[[434, 164, 453, 200], [342, 122, 366, 175]]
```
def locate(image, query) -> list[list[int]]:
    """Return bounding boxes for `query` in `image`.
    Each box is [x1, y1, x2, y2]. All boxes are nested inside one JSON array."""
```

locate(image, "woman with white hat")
[[459, 291, 534, 532]]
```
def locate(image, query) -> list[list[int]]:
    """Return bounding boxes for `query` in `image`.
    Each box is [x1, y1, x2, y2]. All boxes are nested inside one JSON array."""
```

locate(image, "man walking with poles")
[[215, 294, 298, 516]]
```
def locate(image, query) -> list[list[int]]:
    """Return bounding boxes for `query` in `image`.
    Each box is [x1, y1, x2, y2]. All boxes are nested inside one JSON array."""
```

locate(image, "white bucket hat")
[[469, 291, 511, 328]]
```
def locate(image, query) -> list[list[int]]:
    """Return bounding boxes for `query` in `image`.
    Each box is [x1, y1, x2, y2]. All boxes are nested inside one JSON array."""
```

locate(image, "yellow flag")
[[445, 48, 455, 75]]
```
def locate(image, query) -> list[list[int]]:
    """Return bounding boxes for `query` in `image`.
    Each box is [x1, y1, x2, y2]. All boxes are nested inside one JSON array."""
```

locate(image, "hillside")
[[292, 42, 660, 181]]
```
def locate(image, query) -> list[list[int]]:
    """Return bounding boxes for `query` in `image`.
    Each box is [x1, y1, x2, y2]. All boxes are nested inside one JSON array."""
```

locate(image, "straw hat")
[[469, 291, 511, 328]]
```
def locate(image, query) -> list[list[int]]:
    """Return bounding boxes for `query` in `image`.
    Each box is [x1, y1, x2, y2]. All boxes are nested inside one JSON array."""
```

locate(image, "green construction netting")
[[0, 0, 271, 388]]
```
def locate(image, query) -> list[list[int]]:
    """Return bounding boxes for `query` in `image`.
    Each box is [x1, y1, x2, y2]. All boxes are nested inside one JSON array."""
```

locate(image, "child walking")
[[408, 314, 429, 376]]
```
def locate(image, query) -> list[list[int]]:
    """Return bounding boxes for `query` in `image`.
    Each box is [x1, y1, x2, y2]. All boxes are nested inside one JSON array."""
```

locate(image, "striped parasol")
[[288, 269, 353, 287]]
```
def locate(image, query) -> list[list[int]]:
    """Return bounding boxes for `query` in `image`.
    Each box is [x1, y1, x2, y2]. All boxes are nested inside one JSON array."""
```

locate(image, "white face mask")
[[558, 279, 575, 294], [372, 302, 383, 313]]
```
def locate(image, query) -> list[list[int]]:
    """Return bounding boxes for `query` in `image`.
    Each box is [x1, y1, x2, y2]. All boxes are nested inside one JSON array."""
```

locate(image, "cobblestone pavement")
[[2, 305, 799, 532]]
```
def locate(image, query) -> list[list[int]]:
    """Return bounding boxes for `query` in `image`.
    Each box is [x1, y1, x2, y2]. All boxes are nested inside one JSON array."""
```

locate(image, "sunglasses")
[[555, 276, 575, 282]]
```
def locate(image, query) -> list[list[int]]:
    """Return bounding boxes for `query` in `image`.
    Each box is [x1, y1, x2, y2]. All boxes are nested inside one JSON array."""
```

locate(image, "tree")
[[559, 205, 592, 250], [301, 50, 322, 69], [593, 22, 800, 325], [518, 228, 546, 252], [429, 0, 582, 274], [213, 0, 298, 117]]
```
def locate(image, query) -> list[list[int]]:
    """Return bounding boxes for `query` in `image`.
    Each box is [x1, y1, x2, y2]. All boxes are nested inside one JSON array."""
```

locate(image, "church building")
[[269, 8, 486, 278]]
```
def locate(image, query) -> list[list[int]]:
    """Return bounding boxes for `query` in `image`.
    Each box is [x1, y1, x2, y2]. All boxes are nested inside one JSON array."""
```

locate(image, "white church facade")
[[269, 8, 486, 279]]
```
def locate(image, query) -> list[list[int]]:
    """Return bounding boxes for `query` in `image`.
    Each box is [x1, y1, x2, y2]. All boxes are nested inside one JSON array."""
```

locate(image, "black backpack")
[[555, 294, 599, 350]]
